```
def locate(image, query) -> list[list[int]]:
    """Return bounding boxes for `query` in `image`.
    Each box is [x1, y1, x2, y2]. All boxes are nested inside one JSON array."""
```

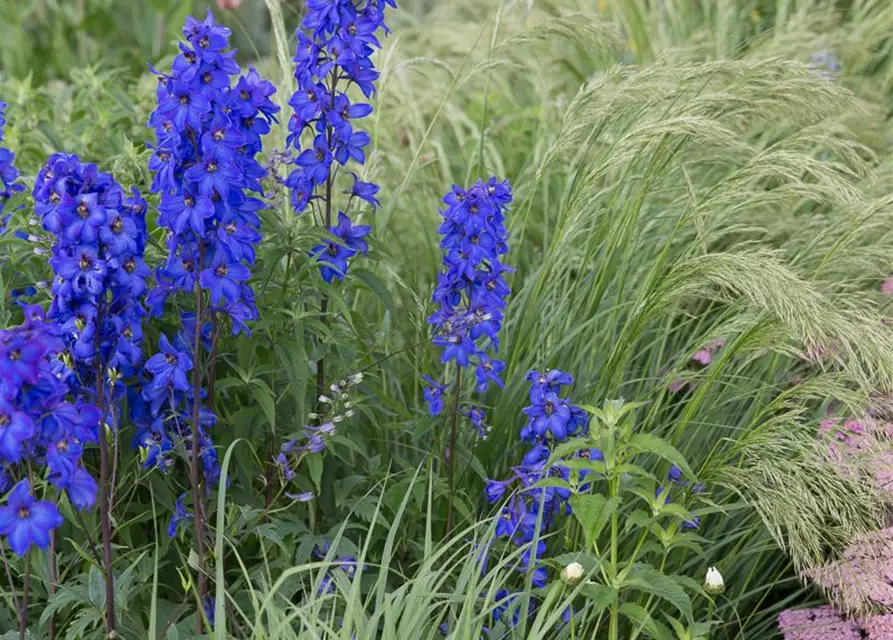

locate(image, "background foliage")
[[0, 0, 891, 637]]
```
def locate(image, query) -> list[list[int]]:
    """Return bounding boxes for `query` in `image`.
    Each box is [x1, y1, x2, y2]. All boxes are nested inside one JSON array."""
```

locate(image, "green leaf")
[[580, 583, 616, 615], [251, 378, 277, 433], [306, 451, 324, 491], [620, 603, 674, 640], [622, 564, 693, 622], [87, 565, 104, 609], [627, 433, 694, 478], [569, 494, 617, 549]]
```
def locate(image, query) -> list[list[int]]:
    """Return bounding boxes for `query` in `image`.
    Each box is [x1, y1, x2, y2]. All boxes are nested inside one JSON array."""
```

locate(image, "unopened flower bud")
[[705, 567, 724, 594], [561, 562, 584, 584], [318, 395, 332, 404]]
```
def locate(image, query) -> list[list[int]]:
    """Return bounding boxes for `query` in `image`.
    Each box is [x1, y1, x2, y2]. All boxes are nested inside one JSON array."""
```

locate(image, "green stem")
[[445, 365, 462, 536], [608, 474, 619, 640]]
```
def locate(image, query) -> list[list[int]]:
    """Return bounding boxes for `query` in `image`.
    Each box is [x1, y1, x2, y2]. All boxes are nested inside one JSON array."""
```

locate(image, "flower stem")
[[48, 531, 57, 640], [95, 346, 116, 636], [190, 268, 208, 634], [18, 552, 29, 640], [608, 474, 619, 640], [445, 365, 462, 536]]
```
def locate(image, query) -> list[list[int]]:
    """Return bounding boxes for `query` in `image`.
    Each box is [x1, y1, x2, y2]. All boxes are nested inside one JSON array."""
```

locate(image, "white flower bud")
[[318, 395, 332, 404], [308, 412, 320, 419], [561, 562, 584, 585], [344, 409, 355, 418], [332, 414, 344, 423], [330, 383, 341, 393], [349, 372, 364, 385], [704, 567, 724, 594]]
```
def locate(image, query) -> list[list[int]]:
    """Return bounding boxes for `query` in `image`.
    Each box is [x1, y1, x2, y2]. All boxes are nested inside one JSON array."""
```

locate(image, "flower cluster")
[[778, 607, 893, 640], [275, 372, 363, 496], [0, 100, 23, 232], [818, 415, 893, 494], [424, 178, 512, 423], [285, 0, 394, 282], [777, 607, 862, 640], [668, 337, 725, 393], [138, 11, 278, 489], [33, 153, 149, 379], [804, 527, 893, 611], [0, 306, 101, 555], [313, 540, 357, 594], [146, 10, 278, 332], [485, 370, 591, 588]]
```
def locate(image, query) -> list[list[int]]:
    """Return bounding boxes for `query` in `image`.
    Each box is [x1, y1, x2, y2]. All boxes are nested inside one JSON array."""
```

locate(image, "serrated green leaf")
[[623, 564, 693, 622], [620, 602, 674, 640], [627, 433, 694, 478], [580, 583, 616, 614], [570, 494, 617, 549]]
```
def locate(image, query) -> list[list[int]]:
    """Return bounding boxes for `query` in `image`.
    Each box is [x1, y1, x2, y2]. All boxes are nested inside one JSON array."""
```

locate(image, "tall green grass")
[[0, 0, 889, 637]]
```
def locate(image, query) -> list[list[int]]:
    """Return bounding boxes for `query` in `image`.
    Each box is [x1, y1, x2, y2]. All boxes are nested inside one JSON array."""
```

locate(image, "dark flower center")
[[179, 95, 189, 105], [124, 258, 136, 274], [327, 244, 338, 256], [185, 53, 196, 64], [123, 327, 132, 338], [184, 195, 194, 207], [77, 203, 89, 218], [183, 259, 194, 272], [215, 264, 227, 276], [112, 217, 123, 233], [225, 223, 236, 234], [0, 414, 8, 426], [56, 439, 69, 452], [165, 354, 178, 365], [50, 193, 60, 203], [17, 507, 29, 519], [240, 89, 250, 101], [544, 402, 554, 415], [7, 350, 18, 361], [199, 36, 210, 48], [75, 315, 86, 331], [207, 162, 218, 173], [79, 254, 92, 270], [470, 205, 479, 214], [471, 235, 479, 244], [213, 129, 225, 141]]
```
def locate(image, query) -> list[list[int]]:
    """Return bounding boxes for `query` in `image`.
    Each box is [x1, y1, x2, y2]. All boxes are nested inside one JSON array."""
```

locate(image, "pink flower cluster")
[[668, 337, 725, 392], [779, 607, 893, 639], [818, 416, 893, 495], [804, 528, 893, 610]]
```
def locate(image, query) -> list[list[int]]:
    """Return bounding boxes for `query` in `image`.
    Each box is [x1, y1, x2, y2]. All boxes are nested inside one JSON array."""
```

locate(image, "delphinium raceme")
[[483, 370, 588, 618], [143, 10, 278, 628], [0, 304, 102, 636], [0, 100, 24, 232], [32, 152, 149, 635], [425, 178, 512, 533], [285, 0, 393, 407]]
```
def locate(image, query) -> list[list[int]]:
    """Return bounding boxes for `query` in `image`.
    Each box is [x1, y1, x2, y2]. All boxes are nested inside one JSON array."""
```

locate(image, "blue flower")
[[286, 0, 392, 281], [0, 481, 64, 556], [421, 376, 448, 416], [145, 334, 193, 395], [168, 493, 193, 537]]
